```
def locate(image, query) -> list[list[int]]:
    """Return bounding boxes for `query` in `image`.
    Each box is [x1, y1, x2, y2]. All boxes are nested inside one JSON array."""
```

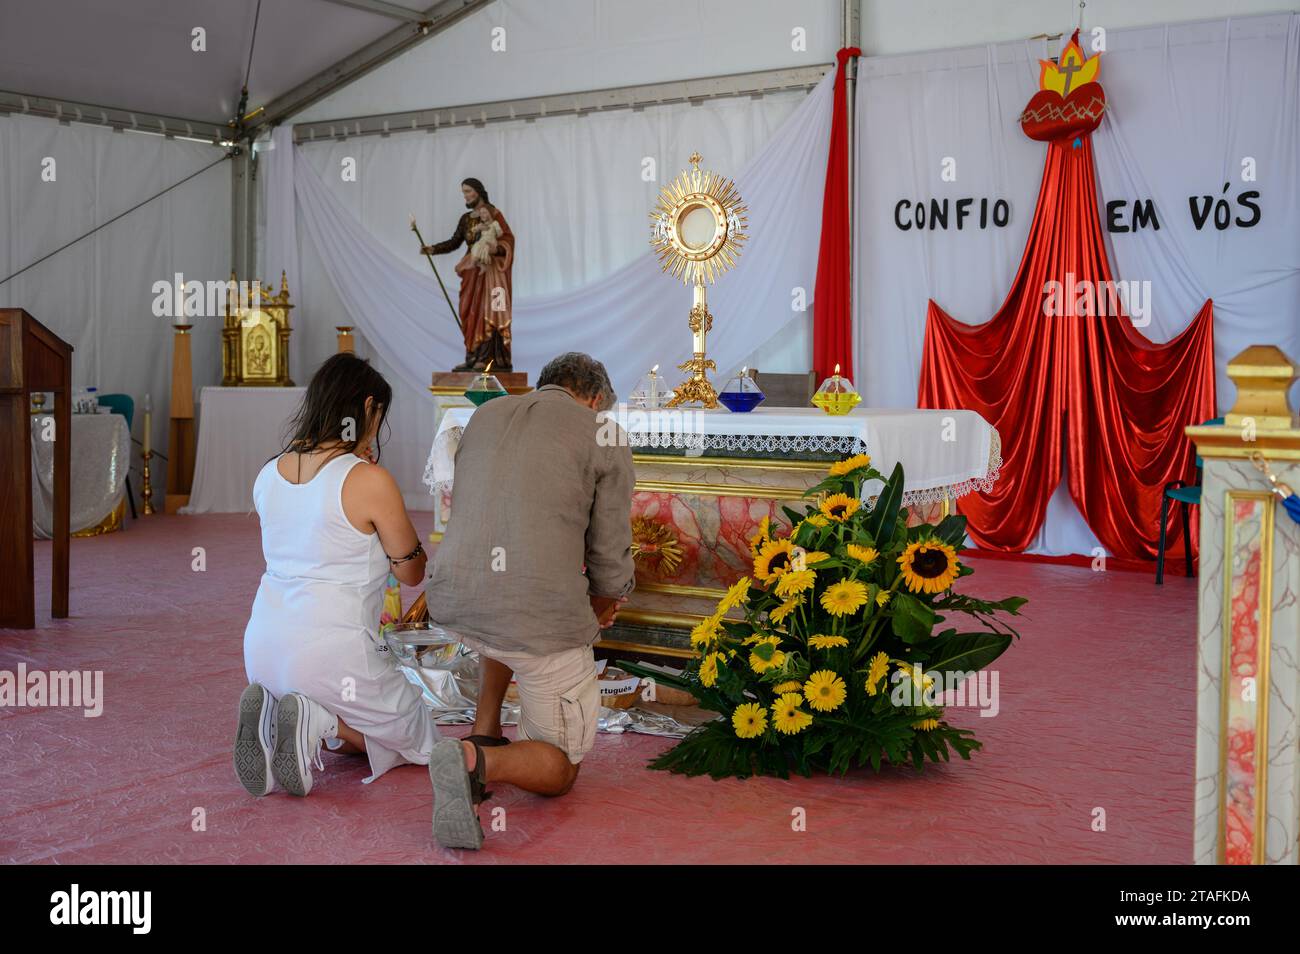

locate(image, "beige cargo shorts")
[[468, 641, 599, 764]]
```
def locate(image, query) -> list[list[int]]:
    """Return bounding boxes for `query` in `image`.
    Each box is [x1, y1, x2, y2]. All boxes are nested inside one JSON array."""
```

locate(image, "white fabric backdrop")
[[0, 115, 232, 461], [265, 73, 832, 505], [854, 13, 1300, 555]]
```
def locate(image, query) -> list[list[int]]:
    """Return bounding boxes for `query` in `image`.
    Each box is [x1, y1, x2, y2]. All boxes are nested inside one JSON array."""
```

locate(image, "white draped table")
[[424, 405, 1002, 506], [181, 387, 306, 514], [31, 411, 130, 537]]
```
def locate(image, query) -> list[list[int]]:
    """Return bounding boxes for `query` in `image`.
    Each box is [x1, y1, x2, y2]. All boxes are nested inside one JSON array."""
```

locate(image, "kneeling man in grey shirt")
[[425, 351, 635, 849]]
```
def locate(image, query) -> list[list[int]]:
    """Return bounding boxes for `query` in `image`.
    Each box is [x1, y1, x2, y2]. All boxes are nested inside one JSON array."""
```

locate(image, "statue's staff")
[[409, 214, 462, 334]]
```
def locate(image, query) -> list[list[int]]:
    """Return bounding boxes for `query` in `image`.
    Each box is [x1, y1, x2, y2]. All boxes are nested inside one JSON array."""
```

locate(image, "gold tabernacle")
[[222, 271, 295, 387]]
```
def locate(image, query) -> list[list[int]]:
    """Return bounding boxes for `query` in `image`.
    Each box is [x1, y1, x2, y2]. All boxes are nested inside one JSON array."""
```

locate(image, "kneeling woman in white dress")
[[236, 352, 437, 796]]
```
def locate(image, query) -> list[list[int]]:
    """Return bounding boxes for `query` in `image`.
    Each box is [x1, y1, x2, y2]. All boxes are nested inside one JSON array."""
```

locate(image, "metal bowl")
[[382, 621, 465, 670]]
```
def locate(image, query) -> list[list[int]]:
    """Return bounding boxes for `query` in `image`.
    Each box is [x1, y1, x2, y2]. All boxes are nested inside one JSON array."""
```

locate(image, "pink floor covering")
[[1, 513, 1197, 864]]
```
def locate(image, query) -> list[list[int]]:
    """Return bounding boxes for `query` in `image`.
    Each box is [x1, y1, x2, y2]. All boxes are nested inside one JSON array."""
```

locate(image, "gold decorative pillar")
[[336, 326, 355, 353], [165, 323, 196, 513], [1186, 345, 1300, 865]]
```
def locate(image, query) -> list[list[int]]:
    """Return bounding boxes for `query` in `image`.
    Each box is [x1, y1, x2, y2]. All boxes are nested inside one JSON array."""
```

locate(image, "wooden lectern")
[[0, 309, 72, 628]]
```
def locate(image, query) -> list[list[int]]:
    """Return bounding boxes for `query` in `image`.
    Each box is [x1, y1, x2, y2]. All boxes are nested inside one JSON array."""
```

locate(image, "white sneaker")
[[272, 693, 339, 797], [234, 683, 277, 796]]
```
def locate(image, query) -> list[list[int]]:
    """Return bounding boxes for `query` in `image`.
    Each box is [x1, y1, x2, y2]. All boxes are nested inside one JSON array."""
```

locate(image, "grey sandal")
[[429, 740, 485, 850]]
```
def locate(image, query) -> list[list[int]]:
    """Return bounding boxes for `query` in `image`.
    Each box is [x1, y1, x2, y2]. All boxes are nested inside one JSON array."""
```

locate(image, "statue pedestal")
[[430, 370, 530, 394], [1187, 346, 1300, 865]]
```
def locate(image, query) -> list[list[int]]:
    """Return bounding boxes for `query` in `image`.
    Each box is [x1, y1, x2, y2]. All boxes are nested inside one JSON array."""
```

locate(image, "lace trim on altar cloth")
[[422, 427, 1004, 505], [622, 431, 870, 455]]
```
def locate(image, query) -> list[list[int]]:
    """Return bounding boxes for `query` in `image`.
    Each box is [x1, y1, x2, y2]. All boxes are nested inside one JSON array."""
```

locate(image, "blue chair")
[[1156, 416, 1224, 584], [97, 393, 138, 520]]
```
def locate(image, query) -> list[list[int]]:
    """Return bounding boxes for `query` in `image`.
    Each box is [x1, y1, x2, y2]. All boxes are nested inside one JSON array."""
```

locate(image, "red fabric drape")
[[919, 138, 1215, 559], [812, 47, 859, 380]]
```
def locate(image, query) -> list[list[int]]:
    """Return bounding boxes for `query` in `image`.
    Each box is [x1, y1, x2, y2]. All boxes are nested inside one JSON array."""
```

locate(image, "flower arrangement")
[[620, 455, 1026, 779]]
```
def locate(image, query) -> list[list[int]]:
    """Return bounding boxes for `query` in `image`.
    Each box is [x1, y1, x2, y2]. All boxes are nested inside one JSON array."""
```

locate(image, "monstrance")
[[649, 152, 747, 408]]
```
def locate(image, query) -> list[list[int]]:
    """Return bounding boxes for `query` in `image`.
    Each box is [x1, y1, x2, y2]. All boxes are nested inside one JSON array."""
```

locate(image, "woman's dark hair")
[[282, 352, 393, 463]]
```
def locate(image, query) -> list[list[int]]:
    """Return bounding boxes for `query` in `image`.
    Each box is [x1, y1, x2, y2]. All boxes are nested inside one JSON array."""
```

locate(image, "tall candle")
[[142, 392, 152, 456]]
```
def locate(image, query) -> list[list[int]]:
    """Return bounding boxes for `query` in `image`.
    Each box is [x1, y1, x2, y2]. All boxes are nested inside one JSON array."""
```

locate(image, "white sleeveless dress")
[[243, 453, 438, 782]]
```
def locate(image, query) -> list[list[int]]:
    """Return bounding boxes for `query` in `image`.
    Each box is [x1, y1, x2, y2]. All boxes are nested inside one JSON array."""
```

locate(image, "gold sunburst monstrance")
[[649, 152, 748, 408]]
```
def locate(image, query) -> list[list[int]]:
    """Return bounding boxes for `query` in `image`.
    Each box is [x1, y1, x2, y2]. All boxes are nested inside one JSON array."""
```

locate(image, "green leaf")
[[934, 513, 969, 547], [891, 591, 937, 644], [864, 462, 905, 543], [923, 632, 1013, 678]]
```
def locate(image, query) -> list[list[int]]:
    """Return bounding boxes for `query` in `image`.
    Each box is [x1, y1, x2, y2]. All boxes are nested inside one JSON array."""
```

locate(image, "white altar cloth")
[[31, 411, 130, 537], [181, 387, 306, 514], [423, 404, 1001, 506]]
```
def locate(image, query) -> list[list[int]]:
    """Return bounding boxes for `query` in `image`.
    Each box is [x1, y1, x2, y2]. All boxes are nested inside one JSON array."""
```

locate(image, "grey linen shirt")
[[425, 384, 636, 656]]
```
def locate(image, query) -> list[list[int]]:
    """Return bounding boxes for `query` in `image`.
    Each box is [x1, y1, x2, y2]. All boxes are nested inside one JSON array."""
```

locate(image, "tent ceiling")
[[0, 0, 436, 125]]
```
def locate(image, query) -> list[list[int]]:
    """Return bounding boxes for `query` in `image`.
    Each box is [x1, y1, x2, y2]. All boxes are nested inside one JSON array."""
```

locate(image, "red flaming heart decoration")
[[1020, 30, 1106, 143]]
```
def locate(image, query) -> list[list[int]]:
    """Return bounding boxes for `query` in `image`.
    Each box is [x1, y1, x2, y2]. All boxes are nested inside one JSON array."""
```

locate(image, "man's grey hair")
[[537, 352, 617, 410]]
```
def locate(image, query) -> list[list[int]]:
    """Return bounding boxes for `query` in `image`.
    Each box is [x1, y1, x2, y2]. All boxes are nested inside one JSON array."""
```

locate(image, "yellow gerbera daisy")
[[773, 680, 803, 694], [774, 569, 815, 598], [845, 544, 879, 567], [803, 550, 831, 564], [732, 702, 767, 739], [689, 612, 722, 648], [895, 661, 935, 691], [912, 718, 940, 731], [718, 576, 751, 613], [753, 538, 796, 582], [864, 651, 890, 696], [749, 637, 786, 674], [828, 453, 872, 477], [804, 670, 847, 712], [897, 539, 961, 594], [819, 579, 869, 617], [698, 652, 725, 687], [770, 693, 814, 735], [819, 493, 861, 523], [768, 595, 803, 626], [748, 516, 771, 556], [808, 634, 850, 650], [876, 590, 891, 607], [804, 514, 830, 528]]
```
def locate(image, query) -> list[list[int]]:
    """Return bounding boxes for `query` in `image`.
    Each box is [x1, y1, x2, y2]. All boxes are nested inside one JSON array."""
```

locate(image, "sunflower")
[[774, 569, 815, 598], [732, 702, 767, 739], [773, 680, 803, 694], [803, 550, 831, 564], [864, 651, 890, 696], [718, 576, 751, 613], [808, 634, 850, 650], [911, 718, 940, 731], [749, 636, 786, 674], [845, 544, 879, 567], [748, 516, 771, 557], [768, 596, 803, 626], [804, 670, 847, 712], [698, 652, 725, 687], [804, 514, 830, 528], [770, 693, 814, 735], [819, 493, 861, 523], [689, 613, 722, 648], [828, 453, 872, 477], [820, 579, 868, 617], [897, 539, 960, 594], [753, 538, 796, 582]]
